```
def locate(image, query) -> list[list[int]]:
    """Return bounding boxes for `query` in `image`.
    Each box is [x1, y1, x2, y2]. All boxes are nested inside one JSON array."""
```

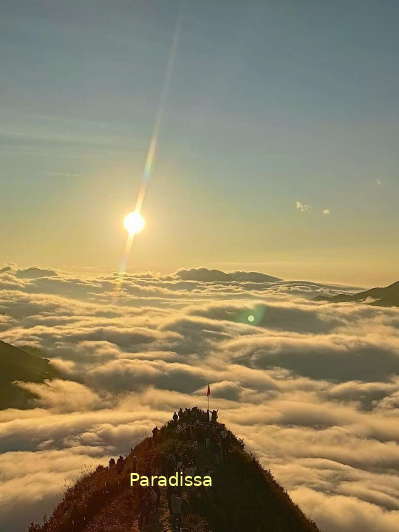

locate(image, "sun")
[[124, 211, 145, 235]]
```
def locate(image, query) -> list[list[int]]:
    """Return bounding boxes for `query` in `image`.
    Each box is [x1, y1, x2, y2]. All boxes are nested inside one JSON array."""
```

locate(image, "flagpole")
[[207, 384, 210, 420]]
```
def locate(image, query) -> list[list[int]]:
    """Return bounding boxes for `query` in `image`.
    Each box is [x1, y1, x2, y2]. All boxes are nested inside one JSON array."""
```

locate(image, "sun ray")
[[113, 4, 183, 301]]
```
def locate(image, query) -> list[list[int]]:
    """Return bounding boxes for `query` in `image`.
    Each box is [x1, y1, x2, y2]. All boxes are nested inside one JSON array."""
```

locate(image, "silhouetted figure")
[[167, 453, 176, 474], [117, 455, 124, 471], [176, 458, 184, 472], [211, 409, 218, 423], [185, 461, 196, 476], [153, 484, 161, 508], [108, 458, 115, 468], [173, 411, 178, 422], [152, 426, 159, 439], [138, 489, 151, 530], [170, 491, 183, 531]]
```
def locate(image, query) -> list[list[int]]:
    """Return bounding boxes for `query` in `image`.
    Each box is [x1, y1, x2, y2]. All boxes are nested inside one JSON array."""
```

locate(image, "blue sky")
[[1, 0, 398, 285]]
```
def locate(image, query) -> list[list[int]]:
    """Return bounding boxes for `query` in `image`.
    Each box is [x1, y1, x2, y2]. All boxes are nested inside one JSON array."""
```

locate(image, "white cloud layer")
[[0, 265, 398, 530]]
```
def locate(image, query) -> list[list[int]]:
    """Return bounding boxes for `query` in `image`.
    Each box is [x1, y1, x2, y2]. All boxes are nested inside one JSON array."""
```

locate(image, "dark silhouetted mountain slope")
[[0, 340, 58, 409], [319, 281, 399, 307], [30, 408, 319, 532]]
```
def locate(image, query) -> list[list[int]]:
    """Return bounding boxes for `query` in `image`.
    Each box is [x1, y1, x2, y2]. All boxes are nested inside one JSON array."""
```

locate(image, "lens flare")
[[236, 305, 266, 326], [114, 2, 183, 304], [124, 211, 145, 235]]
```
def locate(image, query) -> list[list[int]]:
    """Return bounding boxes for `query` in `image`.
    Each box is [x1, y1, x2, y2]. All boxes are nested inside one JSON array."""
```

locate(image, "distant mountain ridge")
[[176, 268, 281, 283], [30, 408, 319, 532], [0, 340, 58, 409], [320, 281, 399, 307]]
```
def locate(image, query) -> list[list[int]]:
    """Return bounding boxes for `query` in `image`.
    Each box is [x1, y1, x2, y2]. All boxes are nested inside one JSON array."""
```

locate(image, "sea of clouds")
[[1, 265, 399, 531]]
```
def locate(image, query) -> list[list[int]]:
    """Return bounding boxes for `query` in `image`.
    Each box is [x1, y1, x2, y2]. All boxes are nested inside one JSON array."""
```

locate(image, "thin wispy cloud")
[[296, 201, 311, 213]]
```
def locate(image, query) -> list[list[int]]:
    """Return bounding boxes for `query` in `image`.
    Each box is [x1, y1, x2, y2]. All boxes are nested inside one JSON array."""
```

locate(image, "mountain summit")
[[30, 408, 319, 532]]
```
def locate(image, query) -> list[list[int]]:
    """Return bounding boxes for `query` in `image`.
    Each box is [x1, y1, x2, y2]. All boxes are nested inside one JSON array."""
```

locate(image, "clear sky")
[[1, 0, 398, 286]]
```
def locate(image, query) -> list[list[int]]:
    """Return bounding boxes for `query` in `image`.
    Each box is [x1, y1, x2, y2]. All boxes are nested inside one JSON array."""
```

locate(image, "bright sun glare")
[[124, 211, 145, 235]]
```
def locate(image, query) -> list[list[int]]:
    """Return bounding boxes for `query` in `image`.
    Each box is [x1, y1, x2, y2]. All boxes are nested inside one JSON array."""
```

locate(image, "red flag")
[[207, 384, 211, 397]]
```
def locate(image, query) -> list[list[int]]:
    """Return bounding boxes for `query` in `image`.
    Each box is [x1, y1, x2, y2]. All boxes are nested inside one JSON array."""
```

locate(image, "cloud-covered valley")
[[1, 266, 399, 531]]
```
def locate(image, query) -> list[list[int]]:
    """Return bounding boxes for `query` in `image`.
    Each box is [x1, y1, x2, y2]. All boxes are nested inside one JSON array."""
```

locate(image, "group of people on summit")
[[127, 407, 241, 531]]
